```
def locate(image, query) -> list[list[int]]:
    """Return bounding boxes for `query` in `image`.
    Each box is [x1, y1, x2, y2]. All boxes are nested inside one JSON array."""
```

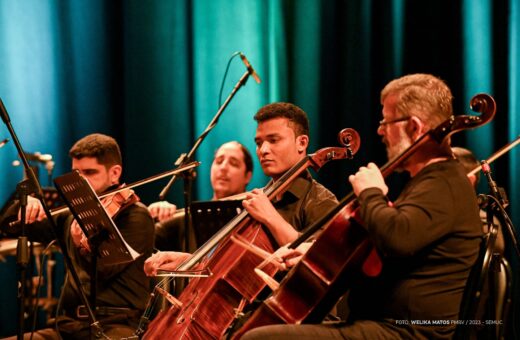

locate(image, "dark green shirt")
[[273, 170, 338, 238]]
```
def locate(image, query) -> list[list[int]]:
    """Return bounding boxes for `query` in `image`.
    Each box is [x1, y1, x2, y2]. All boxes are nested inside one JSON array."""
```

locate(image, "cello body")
[[144, 219, 278, 339], [232, 200, 380, 337], [232, 93, 496, 338], [143, 129, 361, 339]]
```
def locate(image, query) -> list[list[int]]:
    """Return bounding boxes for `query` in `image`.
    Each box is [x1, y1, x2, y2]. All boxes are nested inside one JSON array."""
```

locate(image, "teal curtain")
[[1, 0, 519, 336], [462, 0, 494, 173], [509, 0, 520, 260]]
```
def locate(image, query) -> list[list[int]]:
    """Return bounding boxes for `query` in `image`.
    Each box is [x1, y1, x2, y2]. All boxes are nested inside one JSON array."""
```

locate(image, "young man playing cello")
[[144, 102, 338, 276]]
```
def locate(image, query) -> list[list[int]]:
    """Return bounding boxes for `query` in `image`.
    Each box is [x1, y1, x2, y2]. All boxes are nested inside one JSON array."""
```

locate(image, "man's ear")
[[297, 135, 309, 153], [109, 164, 122, 185], [245, 171, 253, 185], [407, 116, 426, 141]]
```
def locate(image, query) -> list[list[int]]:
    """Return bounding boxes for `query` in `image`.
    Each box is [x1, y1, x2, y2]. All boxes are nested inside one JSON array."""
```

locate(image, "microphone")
[[0, 138, 8, 148], [240, 53, 261, 84], [480, 160, 509, 208], [24, 152, 53, 163]]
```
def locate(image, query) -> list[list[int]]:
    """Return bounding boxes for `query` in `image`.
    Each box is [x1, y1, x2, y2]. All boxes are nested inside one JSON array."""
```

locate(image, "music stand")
[[190, 200, 243, 247], [53, 170, 140, 334]]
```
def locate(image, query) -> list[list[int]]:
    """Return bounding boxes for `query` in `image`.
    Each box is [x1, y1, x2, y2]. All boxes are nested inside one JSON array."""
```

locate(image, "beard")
[[384, 127, 414, 171]]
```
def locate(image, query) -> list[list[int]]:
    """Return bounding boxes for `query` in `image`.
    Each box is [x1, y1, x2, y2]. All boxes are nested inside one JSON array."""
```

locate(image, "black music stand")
[[190, 200, 243, 247], [53, 171, 140, 335]]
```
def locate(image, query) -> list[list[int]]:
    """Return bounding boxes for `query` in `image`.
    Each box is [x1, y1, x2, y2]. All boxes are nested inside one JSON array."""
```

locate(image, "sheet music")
[[54, 171, 139, 266]]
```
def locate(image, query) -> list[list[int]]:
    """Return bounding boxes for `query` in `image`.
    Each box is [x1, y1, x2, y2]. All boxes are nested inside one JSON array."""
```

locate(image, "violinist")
[[242, 74, 482, 340], [1, 133, 155, 339], [144, 102, 338, 275], [149, 141, 254, 251]]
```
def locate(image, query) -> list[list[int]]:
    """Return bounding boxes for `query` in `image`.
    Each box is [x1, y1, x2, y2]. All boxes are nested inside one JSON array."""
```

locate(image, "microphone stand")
[[15, 177, 32, 340], [0, 98, 105, 339], [480, 160, 520, 259], [158, 69, 255, 267]]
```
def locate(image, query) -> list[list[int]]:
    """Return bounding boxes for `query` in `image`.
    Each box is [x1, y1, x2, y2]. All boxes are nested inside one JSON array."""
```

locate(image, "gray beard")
[[385, 129, 413, 172]]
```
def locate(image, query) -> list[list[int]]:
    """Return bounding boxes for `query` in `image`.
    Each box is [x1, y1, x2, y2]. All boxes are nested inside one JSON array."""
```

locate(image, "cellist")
[[242, 74, 482, 340], [144, 102, 338, 275], [1, 133, 155, 339]]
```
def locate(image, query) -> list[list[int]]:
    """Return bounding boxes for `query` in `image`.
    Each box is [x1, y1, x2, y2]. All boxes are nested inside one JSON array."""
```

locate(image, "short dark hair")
[[69, 133, 122, 168], [254, 102, 310, 137], [238, 143, 253, 174]]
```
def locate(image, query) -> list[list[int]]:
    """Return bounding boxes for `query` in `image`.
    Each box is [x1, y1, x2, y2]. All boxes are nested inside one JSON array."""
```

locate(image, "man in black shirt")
[[1, 133, 155, 339]]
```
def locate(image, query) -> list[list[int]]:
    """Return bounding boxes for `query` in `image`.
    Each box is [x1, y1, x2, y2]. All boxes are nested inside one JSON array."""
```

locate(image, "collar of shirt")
[[268, 170, 312, 204]]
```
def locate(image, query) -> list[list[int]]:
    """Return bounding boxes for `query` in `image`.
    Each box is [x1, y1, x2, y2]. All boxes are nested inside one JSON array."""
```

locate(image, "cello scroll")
[[431, 93, 496, 143], [309, 128, 360, 170]]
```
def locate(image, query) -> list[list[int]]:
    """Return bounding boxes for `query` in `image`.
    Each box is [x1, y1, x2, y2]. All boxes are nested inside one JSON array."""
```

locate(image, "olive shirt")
[[271, 170, 338, 238], [349, 159, 482, 339]]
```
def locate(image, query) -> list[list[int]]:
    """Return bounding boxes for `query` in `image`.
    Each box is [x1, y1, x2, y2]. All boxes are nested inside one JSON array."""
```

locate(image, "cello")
[[141, 128, 361, 339], [231, 93, 497, 338]]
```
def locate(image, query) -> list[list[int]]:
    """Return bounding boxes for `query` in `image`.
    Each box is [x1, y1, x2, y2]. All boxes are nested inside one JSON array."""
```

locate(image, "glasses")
[[378, 116, 411, 126]]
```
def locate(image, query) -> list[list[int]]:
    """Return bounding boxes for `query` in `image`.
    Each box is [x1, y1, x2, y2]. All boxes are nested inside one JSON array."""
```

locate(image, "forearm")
[[263, 213, 299, 246], [1, 201, 58, 243]]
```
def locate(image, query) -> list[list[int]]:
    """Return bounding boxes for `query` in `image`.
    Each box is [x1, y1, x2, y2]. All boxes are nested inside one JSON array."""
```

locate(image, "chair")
[[488, 256, 512, 339], [455, 223, 512, 340]]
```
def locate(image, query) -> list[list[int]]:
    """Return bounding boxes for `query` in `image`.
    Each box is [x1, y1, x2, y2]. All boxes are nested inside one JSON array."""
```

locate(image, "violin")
[[101, 187, 139, 216], [140, 128, 361, 339], [231, 93, 497, 338], [72, 186, 139, 252]]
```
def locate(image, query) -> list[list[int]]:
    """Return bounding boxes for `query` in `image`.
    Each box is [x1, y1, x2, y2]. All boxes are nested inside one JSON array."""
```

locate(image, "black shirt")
[[1, 195, 155, 316], [351, 159, 482, 339]]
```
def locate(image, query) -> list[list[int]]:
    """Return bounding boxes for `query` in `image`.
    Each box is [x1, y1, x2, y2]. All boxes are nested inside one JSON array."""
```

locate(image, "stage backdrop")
[[0, 0, 518, 336]]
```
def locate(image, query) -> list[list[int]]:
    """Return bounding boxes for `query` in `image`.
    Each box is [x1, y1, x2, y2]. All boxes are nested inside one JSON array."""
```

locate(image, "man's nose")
[[258, 142, 269, 154], [377, 125, 385, 136]]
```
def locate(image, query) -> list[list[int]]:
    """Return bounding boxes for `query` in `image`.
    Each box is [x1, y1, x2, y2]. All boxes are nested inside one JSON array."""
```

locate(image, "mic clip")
[[477, 189, 509, 210]]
